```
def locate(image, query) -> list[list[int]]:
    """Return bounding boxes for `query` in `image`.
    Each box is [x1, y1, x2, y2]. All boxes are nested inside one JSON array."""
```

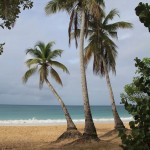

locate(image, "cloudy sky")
[[0, 0, 149, 106]]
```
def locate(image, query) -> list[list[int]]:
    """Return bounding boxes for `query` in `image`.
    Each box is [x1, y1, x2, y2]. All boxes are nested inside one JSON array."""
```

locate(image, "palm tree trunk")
[[79, 10, 98, 138], [45, 78, 77, 131], [102, 59, 125, 129]]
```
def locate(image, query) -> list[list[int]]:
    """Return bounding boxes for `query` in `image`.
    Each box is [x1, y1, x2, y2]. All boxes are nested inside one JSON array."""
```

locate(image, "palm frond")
[[44, 41, 55, 58], [68, 9, 81, 47], [88, 0, 105, 19], [69, 9, 75, 45], [103, 9, 119, 25], [47, 49, 63, 59], [93, 53, 104, 75], [35, 41, 46, 59], [84, 43, 94, 66], [45, 0, 64, 15], [105, 21, 133, 31], [70, 29, 80, 40], [25, 58, 41, 68], [74, 10, 79, 48], [102, 34, 118, 49], [35, 41, 45, 50], [49, 60, 69, 74], [103, 43, 117, 74], [22, 66, 38, 84], [50, 67, 63, 86], [108, 31, 118, 39], [39, 65, 49, 89], [26, 48, 42, 59], [45, 41, 55, 51], [45, 0, 75, 15]]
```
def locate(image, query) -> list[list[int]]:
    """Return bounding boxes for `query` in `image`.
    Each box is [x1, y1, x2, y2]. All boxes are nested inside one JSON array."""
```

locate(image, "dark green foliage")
[[0, 0, 33, 29], [135, 2, 150, 32], [0, 0, 33, 56], [0, 43, 5, 55], [119, 58, 150, 150]]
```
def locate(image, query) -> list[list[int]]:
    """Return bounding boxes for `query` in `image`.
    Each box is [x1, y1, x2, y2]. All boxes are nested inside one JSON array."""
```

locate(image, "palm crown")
[[84, 9, 133, 75], [23, 41, 69, 88], [45, 0, 105, 47]]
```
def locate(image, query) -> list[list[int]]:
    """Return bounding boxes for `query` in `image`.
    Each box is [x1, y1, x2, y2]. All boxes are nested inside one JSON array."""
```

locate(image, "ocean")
[[0, 105, 132, 125]]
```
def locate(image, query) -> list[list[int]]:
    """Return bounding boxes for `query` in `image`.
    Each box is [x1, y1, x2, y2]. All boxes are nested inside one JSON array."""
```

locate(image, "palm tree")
[[45, 0, 105, 139], [84, 9, 133, 129], [22, 41, 81, 139]]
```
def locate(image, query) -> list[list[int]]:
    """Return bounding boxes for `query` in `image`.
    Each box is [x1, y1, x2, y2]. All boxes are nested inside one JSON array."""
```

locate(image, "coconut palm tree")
[[22, 41, 81, 139], [45, 0, 105, 139], [84, 9, 133, 129]]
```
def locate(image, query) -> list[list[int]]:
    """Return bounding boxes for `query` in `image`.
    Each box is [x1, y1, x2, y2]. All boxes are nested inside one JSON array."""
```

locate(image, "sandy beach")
[[0, 123, 129, 150]]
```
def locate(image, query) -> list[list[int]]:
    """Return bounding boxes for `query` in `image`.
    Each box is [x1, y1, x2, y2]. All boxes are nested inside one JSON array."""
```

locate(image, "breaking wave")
[[0, 117, 132, 125]]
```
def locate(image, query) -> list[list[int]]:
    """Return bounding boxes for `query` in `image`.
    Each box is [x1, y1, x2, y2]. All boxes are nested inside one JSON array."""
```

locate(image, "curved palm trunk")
[[102, 59, 125, 129], [80, 10, 98, 138], [45, 78, 77, 131]]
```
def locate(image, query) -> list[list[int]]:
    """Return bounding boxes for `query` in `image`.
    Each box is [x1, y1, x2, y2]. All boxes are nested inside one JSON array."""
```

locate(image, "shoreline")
[[0, 121, 130, 126], [0, 117, 132, 126]]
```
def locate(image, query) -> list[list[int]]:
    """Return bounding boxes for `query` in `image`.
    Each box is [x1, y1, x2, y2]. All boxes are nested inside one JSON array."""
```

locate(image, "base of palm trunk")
[[67, 133, 100, 146], [82, 133, 100, 141], [56, 129, 82, 142], [115, 124, 125, 130], [115, 121, 125, 130]]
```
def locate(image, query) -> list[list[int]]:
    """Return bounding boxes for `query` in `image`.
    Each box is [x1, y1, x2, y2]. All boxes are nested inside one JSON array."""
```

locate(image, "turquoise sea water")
[[0, 105, 131, 125]]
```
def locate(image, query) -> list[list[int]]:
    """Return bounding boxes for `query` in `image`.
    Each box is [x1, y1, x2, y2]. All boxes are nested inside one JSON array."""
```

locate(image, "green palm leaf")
[[45, 0, 63, 14], [35, 41, 45, 51], [47, 49, 63, 59], [22, 66, 38, 83], [45, 0, 75, 15], [25, 58, 41, 68], [50, 67, 63, 86], [105, 21, 133, 31], [39, 65, 49, 89], [84, 42, 94, 66], [45, 41, 55, 51], [35, 41, 47, 60], [26, 48, 43, 59], [103, 9, 119, 25], [49, 60, 69, 74]]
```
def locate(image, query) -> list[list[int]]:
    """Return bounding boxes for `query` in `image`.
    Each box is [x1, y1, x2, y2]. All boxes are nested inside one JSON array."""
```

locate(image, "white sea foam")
[[0, 117, 133, 126]]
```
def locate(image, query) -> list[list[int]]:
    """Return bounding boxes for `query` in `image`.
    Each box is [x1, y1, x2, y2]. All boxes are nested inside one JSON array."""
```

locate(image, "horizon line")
[[0, 104, 123, 106]]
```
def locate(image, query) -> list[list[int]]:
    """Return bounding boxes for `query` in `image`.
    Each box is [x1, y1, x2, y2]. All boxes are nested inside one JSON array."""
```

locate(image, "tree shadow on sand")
[[50, 129, 130, 150]]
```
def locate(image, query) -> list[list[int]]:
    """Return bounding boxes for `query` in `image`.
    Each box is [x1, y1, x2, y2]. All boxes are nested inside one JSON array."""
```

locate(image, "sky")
[[0, 0, 149, 106]]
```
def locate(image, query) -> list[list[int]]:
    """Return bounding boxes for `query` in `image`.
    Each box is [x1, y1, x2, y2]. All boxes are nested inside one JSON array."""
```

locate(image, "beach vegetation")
[[135, 2, 150, 32], [0, 43, 5, 55], [0, 0, 33, 55], [119, 57, 150, 150], [0, 0, 33, 29]]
